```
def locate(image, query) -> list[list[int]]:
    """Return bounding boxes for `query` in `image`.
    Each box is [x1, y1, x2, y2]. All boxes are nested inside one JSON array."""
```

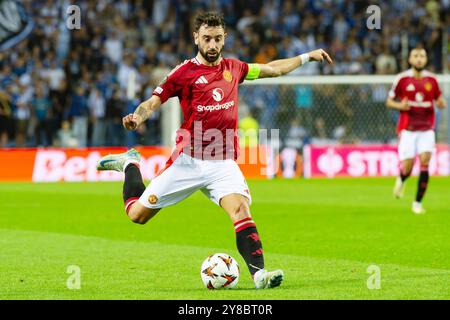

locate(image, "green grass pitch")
[[0, 177, 449, 299]]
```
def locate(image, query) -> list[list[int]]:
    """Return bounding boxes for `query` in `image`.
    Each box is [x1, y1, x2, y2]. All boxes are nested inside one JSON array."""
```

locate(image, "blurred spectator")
[[57, 120, 78, 148], [0, 90, 12, 147], [66, 86, 89, 147], [88, 88, 106, 147], [284, 118, 308, 151], [32, 85, 53, 147], [294, 85, 313, 128], [375, 45, 398, 74], [105, 90, 125, 146], [313, 117, 327, 141], [0, 0, 447, 148], [275, 84, 296, 138], [43, 61, 66, 95], [118, 54, 139, 91], [281, 0, 301, 35], [0, 65, 14, 88], [52, 79, 70, 132], [13, 91, 31, 148], [104, 31, 123, 65], [333, 13, 350, 42], [334, 89, 355, 139], [249, 86, 279, 129]]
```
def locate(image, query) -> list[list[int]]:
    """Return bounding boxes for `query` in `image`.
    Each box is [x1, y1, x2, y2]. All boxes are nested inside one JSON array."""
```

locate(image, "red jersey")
[[153, 57, 249, 160], [388, 69, 442, 133]]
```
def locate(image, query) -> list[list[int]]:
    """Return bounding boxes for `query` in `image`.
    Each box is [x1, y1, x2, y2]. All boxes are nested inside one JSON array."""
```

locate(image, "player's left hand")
[[308, 49, 333, 64], [436, 97, 447, 109]]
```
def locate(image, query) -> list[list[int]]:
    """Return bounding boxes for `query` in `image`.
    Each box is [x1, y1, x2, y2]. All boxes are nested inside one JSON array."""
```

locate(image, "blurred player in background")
[[386, 48, 447, 214], [97, 12, 332, 289]]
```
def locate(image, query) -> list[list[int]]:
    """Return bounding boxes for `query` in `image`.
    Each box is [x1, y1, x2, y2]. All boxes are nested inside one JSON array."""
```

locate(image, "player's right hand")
[[122, 114, 141, 131], [398, 97, 410, 111]]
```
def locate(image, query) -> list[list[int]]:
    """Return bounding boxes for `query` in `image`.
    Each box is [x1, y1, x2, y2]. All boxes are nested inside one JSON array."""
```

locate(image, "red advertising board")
[[2, 145, 448, 181], [0, 146, 271, 182]]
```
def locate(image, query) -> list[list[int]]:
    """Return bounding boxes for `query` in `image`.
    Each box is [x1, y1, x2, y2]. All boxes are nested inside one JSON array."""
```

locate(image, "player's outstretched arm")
[[123, 95, 162, 131], [255, 49, 332, 79]]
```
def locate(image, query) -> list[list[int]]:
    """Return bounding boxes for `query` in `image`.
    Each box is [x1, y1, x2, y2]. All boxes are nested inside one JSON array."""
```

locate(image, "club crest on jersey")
[[424, 82, 432, 92], [148, 195, 158, 205], [212, 88, 224, 102], [223, 70, 232, 82], [406, 83, 415, 91]]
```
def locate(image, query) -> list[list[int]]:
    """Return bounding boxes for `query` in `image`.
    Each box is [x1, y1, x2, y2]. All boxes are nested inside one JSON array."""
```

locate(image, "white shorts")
[[139, 152, 252, 209], [398, 129, 435, 161]]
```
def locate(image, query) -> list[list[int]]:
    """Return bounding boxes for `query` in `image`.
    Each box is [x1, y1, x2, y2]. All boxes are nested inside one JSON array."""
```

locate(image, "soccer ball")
[[200, 253, 240, 289]]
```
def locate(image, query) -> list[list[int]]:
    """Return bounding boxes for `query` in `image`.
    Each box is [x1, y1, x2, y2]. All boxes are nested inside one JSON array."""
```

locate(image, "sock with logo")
[[234, 217, 264, 276], [415, 165, 429, 202]]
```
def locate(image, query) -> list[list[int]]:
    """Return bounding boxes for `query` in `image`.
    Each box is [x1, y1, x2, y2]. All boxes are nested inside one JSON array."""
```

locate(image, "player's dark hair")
[[193, 12, 225, 32]]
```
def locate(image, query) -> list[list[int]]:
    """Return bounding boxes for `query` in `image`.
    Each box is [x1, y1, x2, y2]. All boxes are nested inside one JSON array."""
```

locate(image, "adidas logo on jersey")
[[195, 76, 208, 84], [406, 83, 415, 91]]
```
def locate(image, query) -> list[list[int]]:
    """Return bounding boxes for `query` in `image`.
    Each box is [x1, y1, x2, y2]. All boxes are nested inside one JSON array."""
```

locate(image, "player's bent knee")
[[129, 213, 147, 224], [127, 203, 159, 225]]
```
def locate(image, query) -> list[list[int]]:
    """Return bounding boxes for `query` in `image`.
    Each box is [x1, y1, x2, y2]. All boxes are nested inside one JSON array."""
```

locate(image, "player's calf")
[[416, 164, 429, 203], [412, 163, 429, 215], [221, 194, 265, 277], [400, 160, 413, 182], [122, 163, 147, 221], [220, 193, 251, 222]]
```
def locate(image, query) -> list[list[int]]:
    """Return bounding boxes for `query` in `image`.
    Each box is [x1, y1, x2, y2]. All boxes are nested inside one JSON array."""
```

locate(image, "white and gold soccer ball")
[[200, 253, 240, 289]]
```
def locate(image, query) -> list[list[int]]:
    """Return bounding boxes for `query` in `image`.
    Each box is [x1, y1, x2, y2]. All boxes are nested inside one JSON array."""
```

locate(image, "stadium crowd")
[[0, 0, 449, 148]]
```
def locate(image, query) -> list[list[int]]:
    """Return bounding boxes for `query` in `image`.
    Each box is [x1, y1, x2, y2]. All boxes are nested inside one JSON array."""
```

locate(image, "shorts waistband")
[[181, 150, 234, 162]]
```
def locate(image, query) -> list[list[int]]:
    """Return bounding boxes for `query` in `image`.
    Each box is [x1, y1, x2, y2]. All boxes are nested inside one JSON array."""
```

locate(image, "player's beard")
[[413, 65, 425, 72], [199, 47, 222, 63]]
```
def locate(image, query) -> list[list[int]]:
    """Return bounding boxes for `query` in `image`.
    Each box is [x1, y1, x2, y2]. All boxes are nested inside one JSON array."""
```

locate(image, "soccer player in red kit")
[[386, 48, 446, 214], [97, 12, 332, 288]]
